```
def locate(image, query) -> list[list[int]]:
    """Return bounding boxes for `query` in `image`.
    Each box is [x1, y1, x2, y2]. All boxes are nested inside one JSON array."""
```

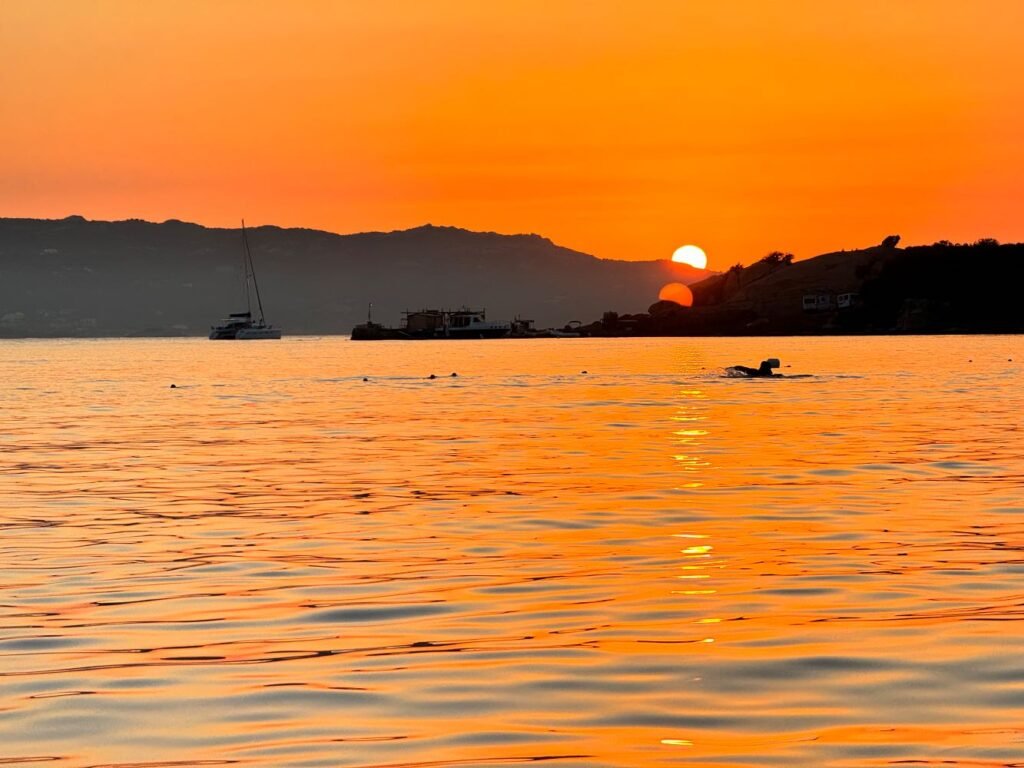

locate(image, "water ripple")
[[0, 336, 1022, 767]]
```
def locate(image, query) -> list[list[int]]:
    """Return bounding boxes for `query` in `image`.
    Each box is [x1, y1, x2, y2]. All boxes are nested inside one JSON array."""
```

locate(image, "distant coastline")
[[1, 218, 1021, 338], [0, 215, 699, 338]]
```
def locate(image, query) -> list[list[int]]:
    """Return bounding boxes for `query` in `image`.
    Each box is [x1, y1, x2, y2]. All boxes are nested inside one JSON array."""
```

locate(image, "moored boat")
[[351, 307, 510, 339], [209, 221, 282, 340]]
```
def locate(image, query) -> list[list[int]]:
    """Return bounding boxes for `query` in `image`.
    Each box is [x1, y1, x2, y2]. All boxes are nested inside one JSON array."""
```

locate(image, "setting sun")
[[672, 245, 708, 270], [3, 3, 1024, 767], [658, 282, 694, 307]]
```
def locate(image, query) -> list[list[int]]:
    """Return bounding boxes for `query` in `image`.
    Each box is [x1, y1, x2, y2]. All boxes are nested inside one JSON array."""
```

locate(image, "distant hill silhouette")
[[0, 216, 704, 337], [582, 238, 1024, 335]]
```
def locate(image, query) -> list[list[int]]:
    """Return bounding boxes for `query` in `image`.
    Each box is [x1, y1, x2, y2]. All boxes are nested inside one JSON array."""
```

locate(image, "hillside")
[[585, 238, 1024, 335], [0, 216, 703, 337]]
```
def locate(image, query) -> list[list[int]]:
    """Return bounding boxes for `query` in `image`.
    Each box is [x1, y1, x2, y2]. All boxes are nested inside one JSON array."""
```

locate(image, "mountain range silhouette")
[[0, 216, 702, 337]]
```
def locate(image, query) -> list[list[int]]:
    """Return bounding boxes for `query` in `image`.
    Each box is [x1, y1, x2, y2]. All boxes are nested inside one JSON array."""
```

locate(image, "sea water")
[[1, 336, 1022, 767]]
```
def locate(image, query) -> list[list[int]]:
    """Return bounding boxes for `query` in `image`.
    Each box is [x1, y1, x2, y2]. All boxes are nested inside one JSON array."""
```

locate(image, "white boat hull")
[[209, 321, 282, 340], [235, 327, 282, 340]]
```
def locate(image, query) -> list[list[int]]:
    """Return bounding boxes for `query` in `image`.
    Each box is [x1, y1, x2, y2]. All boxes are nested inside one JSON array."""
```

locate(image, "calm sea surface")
[[1, 336, 1023, 768]]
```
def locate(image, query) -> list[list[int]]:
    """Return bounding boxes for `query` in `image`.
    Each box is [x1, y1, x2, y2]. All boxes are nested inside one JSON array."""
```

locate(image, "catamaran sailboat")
[[209, 220, 282, 340]]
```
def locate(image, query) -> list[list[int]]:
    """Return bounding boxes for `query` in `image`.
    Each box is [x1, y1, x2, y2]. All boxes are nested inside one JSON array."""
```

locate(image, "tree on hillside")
[[759, 251, 794, 266]]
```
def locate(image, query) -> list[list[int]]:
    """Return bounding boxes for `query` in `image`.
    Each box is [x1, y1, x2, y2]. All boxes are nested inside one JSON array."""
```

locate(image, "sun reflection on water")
[[2, 337, 1023, 766]]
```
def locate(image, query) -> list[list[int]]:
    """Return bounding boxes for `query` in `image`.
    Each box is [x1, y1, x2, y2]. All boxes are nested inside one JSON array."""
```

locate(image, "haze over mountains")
[[0, 216, 702, 337]]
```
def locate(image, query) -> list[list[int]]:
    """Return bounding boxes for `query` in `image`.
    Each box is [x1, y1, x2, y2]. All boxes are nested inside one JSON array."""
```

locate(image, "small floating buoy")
[[363, 377, 369, 382], [450, 372, 458, 377], [581, 370, 588, 374], [428, 374, 437, 379], [169, 384, 177, 389]]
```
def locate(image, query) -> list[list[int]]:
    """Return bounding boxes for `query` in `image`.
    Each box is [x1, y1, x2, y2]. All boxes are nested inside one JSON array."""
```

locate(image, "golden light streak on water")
[[0, 335, 1022, 766]]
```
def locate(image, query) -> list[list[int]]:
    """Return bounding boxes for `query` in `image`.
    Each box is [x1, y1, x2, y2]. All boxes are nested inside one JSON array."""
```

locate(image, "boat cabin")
[[446, 309, 488, 329]]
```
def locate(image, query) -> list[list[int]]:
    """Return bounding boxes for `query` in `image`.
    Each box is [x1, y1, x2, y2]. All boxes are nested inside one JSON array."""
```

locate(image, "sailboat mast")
[[241, 222, 252, 315], [241, 219, 267, 325]]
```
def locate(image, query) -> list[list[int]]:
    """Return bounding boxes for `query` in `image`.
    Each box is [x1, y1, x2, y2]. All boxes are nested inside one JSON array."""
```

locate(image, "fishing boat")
[[209, 220, 282, 340]]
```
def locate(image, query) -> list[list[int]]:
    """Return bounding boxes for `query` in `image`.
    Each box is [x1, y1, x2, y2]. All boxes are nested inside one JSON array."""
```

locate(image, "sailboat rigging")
[[209, 220, 282, 340]]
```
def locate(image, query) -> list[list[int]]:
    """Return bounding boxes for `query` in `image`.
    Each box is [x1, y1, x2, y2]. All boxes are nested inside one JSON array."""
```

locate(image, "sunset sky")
[[3, 1, 1023, 266]]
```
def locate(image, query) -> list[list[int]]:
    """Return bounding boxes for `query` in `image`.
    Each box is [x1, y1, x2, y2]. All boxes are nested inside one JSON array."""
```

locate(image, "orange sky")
[[2, 1, 1023, 266]]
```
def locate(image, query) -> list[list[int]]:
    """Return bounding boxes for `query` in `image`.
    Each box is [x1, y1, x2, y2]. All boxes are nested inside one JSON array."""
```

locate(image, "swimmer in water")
[[727, 358, 781, 377]]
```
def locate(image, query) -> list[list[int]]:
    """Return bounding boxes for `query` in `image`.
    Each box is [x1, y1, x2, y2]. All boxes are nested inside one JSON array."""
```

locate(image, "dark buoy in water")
[[450, 372, 458, 377], [169, 384, 177, 389], [428, 374, 437, 379], [363, 377, 369, 382], [581, 370, 588, 374]]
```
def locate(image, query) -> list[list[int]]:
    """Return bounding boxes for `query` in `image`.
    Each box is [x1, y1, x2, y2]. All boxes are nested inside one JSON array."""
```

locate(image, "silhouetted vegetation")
[[860, 241, 1024, 332], [759, 251, 794, 266]]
